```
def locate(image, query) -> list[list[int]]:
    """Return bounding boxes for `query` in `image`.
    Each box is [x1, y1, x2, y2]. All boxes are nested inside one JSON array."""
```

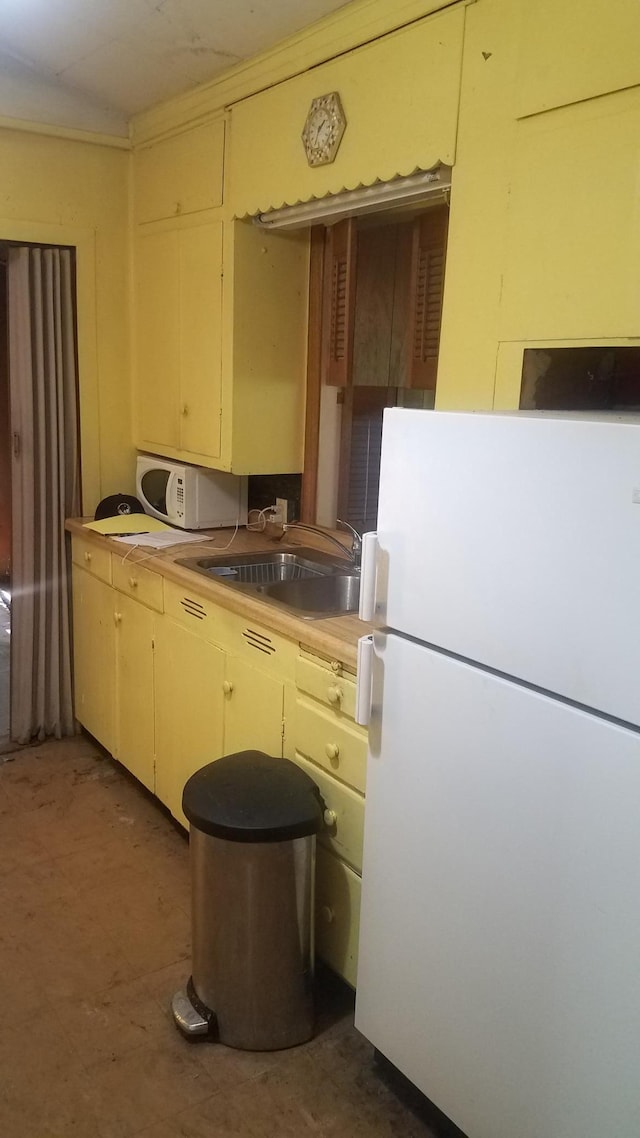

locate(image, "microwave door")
[[140, 468, 169, 520]]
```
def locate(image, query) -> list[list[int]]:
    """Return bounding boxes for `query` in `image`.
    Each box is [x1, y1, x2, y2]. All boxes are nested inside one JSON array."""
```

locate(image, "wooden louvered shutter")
[[406, 206, 448, 390], [324, 217, 357, 387]]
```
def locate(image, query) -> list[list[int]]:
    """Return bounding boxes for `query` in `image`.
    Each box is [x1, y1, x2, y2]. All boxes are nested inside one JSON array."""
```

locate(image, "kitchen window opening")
[[304, 204, 448, 532]]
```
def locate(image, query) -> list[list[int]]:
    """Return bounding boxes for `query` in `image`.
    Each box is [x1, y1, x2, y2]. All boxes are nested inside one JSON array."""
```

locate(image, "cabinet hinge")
[[281, 717, 286, 741]]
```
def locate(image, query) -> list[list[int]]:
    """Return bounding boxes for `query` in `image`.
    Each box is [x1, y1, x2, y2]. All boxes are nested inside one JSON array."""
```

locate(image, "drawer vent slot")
[[180, 596, 207, 621], [243, 628, 275, 656]]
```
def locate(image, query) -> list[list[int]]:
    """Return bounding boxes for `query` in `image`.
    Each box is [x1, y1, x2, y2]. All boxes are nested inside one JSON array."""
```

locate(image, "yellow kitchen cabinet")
[[71, 565, 116, 756], [154, 617, 225, 827], [499, 88, 640, 346], [134, 118, 225, 225], [113, 592, 155, 793], [222, 655, 287, 758], [289, 649, 366, 986], [134, 218, 223, 462], [72, 537, 160, 791], [220, 219, 308, 474], [315, 845, 362, 989], [516, 0, 640, 120]]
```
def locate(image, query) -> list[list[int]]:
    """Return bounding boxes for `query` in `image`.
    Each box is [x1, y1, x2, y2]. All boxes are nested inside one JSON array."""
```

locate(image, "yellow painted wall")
[[0, 126, 130, 512]]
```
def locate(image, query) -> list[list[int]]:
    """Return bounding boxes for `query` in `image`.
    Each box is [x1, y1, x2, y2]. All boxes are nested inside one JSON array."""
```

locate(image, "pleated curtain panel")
[[7, 246, 81, 744]]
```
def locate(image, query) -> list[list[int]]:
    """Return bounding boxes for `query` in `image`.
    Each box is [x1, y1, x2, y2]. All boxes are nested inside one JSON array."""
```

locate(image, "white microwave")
[[136, 455, 248, 530]]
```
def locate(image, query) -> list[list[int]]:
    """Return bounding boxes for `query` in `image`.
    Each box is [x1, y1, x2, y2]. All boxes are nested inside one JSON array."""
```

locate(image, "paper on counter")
[[112, 530, 209, 549], [83, 513, 172, 535]]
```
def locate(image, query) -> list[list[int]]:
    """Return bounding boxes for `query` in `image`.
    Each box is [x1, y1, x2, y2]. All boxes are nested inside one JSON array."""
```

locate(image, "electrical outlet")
[[274, 497, 288, 525]]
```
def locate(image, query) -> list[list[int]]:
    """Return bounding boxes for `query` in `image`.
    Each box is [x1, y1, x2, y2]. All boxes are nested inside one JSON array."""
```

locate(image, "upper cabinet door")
[[134, 118, 225, 224], [516, 0, 640, 119], [324, 218, 357, 388], [135, 229, 181, 451], [179, 222, 223, 460], [135, 221, 223, 461], [406, 206, 449, 391]]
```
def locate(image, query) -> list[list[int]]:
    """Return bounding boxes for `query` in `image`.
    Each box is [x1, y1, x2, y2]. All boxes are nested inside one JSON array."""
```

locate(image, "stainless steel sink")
[[176, 547, 360, 619]]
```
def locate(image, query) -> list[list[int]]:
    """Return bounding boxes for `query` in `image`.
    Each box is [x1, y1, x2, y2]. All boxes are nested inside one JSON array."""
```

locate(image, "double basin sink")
[[176, 547, 360, 620]]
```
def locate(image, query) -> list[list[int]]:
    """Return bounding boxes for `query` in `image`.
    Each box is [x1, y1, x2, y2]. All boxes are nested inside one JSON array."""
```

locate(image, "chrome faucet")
[[280, 519, 362, 569]]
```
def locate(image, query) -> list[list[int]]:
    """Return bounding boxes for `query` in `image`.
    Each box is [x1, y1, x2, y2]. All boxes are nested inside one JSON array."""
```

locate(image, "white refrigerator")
[[354, 410, 640, 1138]]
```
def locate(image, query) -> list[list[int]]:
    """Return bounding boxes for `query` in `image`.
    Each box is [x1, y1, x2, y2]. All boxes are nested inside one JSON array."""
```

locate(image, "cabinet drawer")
[[112, 556, 164, 613], [296, 654, 357, 718], [294, 753, 364, 873], [294, 695, 367, 794], [71, 536, 112, 584], [315, 846, 361, 989]]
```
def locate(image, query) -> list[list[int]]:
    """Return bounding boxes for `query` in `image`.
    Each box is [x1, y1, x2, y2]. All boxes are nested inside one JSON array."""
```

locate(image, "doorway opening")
[[1, 241, 81, 750]]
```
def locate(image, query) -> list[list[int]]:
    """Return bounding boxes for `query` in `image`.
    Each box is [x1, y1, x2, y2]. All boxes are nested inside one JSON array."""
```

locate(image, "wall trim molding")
[[0, 114, 130, 149]]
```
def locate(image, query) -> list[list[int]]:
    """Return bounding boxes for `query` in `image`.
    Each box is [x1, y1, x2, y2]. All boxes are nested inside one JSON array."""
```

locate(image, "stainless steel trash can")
[[172, 750, 323, 1051]]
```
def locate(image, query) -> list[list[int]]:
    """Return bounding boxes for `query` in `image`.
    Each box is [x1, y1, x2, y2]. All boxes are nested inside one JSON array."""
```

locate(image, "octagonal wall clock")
[[301, 92, 347, 168]]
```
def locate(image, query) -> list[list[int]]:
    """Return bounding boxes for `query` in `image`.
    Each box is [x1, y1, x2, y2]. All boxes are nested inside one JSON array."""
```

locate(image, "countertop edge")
[[66, 518, 374, 670]]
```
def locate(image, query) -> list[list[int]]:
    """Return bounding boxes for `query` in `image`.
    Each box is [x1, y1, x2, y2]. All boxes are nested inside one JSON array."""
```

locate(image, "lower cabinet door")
[[315, 846, 362, 988], [114, 592, 156, 793], [155, 617, 225, 826], [72, 567, 116, 755], [223, 655, 284, 758]]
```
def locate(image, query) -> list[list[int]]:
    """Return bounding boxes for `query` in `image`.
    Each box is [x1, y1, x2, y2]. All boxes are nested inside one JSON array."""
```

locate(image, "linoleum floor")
[[0, 735, 438, 1138]]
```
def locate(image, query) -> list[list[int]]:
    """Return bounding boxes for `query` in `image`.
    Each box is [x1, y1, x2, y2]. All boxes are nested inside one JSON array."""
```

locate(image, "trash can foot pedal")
[[172, 987, 214, 1037]]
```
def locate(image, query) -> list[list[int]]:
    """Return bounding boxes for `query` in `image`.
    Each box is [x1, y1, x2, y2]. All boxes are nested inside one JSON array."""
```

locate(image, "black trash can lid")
[[182, 751, 324, 843]]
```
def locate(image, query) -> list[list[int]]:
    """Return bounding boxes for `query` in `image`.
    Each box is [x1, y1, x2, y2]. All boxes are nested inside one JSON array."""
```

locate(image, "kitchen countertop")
[[66, 518, 374, 670]]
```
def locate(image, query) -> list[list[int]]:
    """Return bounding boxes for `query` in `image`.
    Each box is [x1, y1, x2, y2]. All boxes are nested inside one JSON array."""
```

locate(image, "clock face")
[[302, 93, 346, 167]]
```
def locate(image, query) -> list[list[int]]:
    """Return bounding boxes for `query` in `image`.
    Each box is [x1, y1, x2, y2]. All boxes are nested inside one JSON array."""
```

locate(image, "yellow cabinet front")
[[114, 592, 155, 793], [134, 117, 225, 224], [154, 617, 225, 826], [222, 655, 286, 758], [135, 219, 223, 463], [72, 566, 116, 756]]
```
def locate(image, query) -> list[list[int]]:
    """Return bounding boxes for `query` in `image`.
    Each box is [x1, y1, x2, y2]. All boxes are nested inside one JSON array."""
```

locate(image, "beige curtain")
[[7, 246, 81, 744]]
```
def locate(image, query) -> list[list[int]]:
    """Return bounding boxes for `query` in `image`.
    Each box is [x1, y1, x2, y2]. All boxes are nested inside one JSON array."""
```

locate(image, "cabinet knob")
[[222, 680, 234, 695], [181, 403, 188, 417], [323, 808, 338, 828], [128, 576, 138, 589], [330, 660, 342, 674], [84, 551, 92, 563], [113, 612, 122, 625], [325, 742, 340, 763], [320, 905, 335, 925], [327, 684, 343, 706]]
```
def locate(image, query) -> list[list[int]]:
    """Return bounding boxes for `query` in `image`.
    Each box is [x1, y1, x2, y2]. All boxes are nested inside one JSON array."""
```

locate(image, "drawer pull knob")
[[325, 742, 340, 763], [84, 551, 92, 563], [323, 808, 337, 828], [330, 660, 342, 674], [320, 905, 335, 924], [114, 612, 122, 625], [222, 680, 234, 695], [327, 685, 343, 705], [181, 403, 188, 416], [129, 576, 138, 588]]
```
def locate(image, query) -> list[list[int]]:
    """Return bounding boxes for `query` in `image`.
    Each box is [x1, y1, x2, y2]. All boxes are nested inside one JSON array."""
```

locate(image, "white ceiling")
[[0, 0, 351, 136]]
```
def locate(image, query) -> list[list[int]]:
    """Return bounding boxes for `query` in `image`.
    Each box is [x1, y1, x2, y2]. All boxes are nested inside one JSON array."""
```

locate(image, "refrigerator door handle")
[[359, 531, 378, 621], [355, 634, 374, 725]]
